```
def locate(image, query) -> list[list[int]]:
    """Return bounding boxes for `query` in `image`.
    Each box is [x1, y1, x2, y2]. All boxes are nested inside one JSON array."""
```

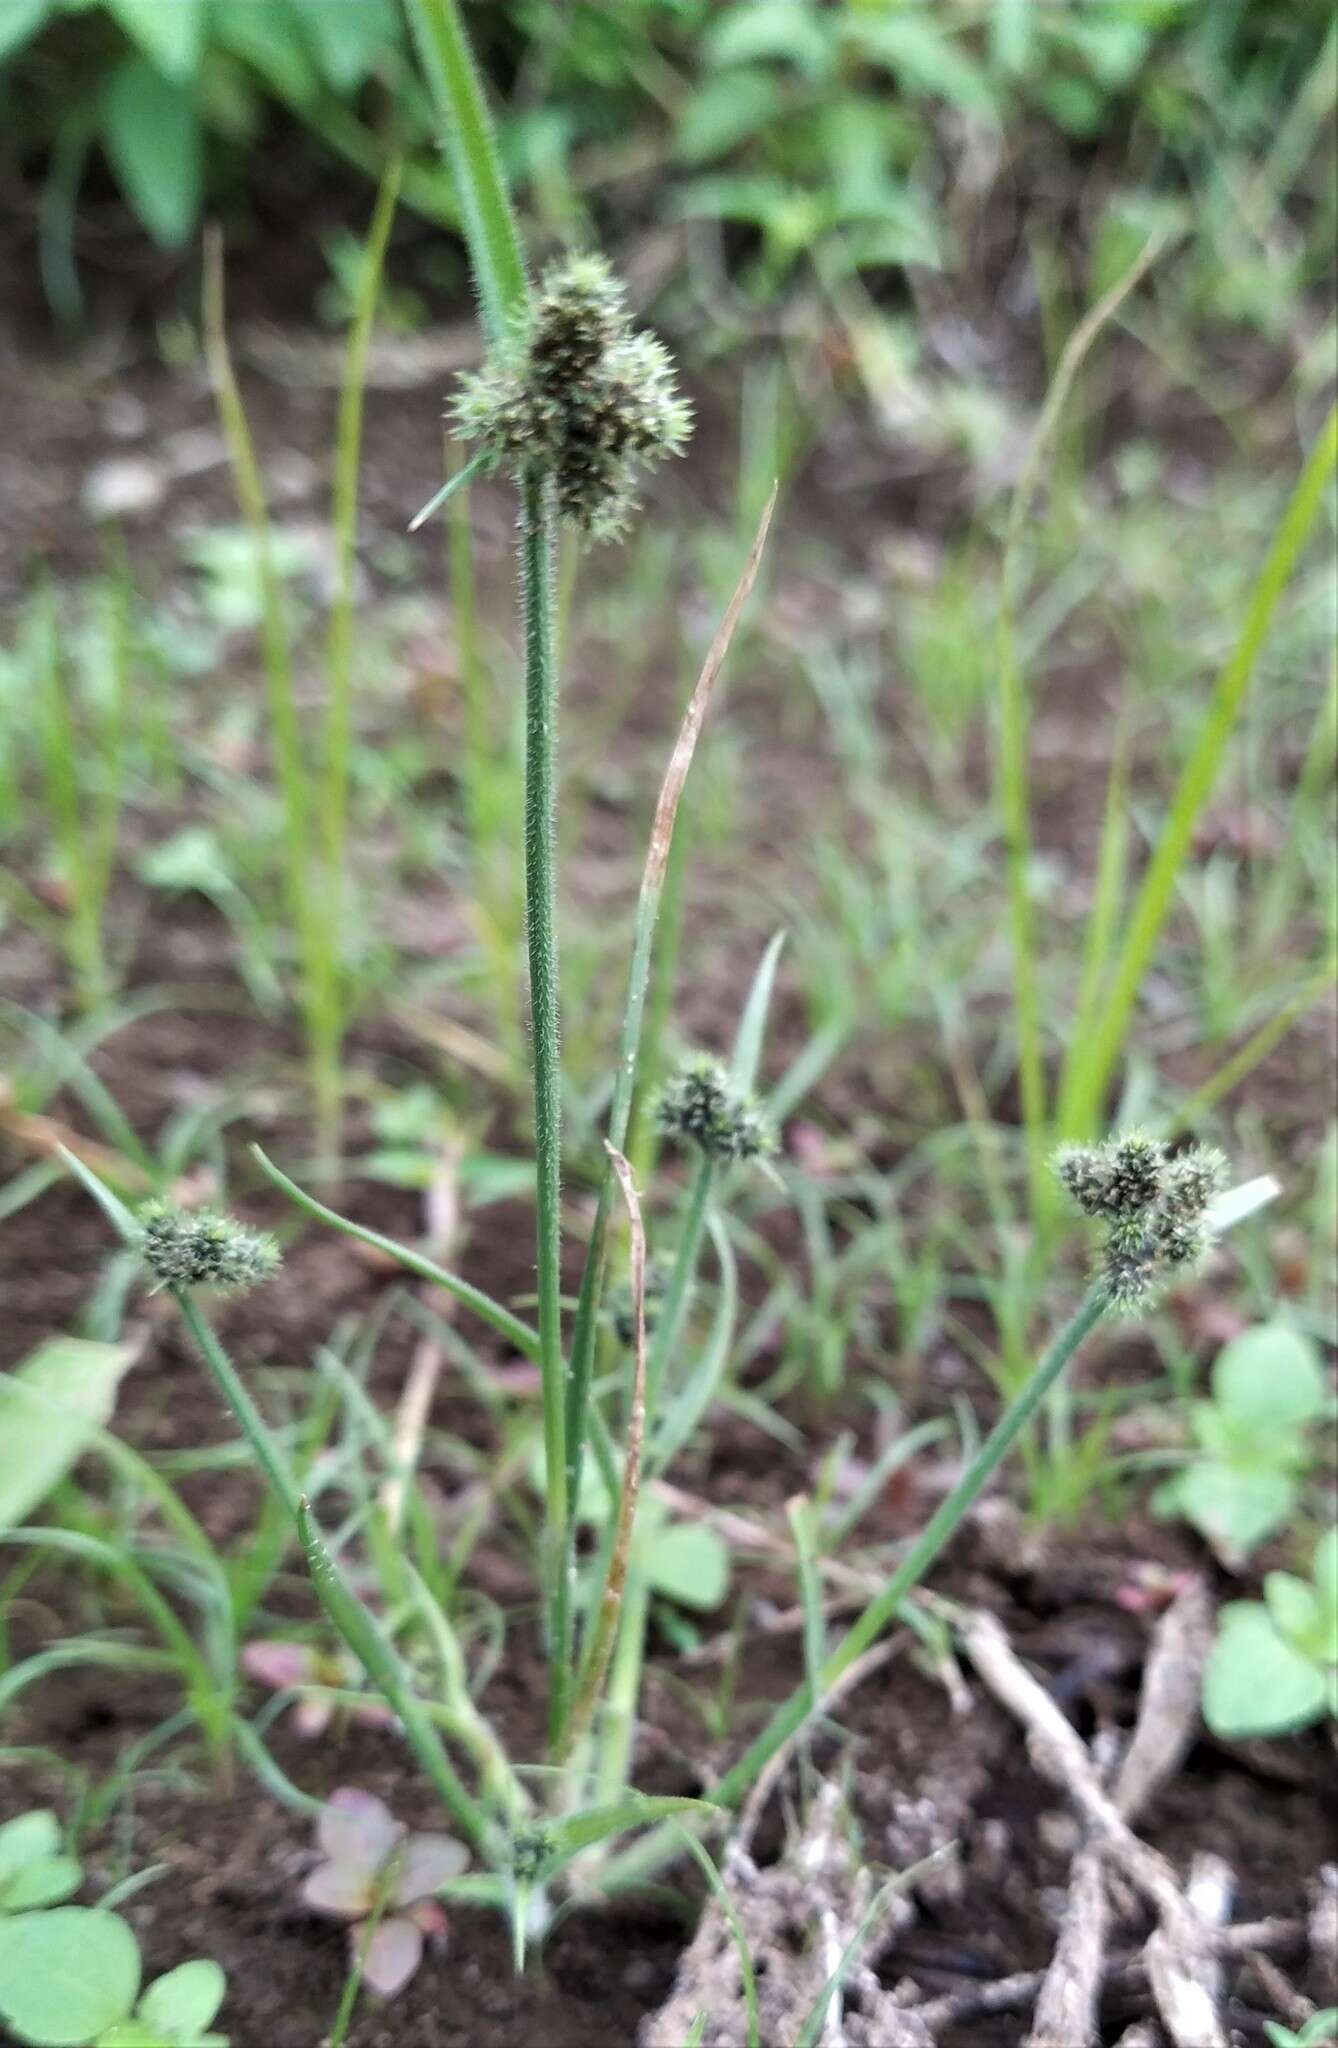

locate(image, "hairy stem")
[[519, 469, 570, 1744]]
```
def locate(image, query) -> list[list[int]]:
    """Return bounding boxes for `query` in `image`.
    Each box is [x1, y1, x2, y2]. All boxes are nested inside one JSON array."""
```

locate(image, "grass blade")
[[995, 228, 1171, 1202], [1064, 400, 1338, 1137], [297, 1497, 488, 1849], [250, 1145, 540, 1358], [401, 0, 528, 344]]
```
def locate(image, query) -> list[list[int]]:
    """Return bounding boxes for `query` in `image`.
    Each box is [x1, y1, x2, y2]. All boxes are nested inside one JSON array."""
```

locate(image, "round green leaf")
[[647, 1523, 731, 1611], [1264, 1572, 1324, 1658], [1203, 1603, 1327, 1740], [0, 1810, 60, 1888], [1211, 1324, 1326, 1430], [1175, 1461, 1293, 1557], [139, 1958, 226, 2038], [0, 1852, 83, 1911], [0, 1907, 141, 2045]]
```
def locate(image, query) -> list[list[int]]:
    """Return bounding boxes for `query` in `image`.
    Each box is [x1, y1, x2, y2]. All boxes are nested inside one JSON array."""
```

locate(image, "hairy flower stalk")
[[450, 253, 690, 1745]]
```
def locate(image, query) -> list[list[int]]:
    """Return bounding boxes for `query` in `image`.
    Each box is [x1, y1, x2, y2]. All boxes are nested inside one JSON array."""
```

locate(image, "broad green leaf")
[[1203, 1603, 1327, 1740], [706, 1, 832, 82], [100, 57, 203, 249], [0, 1811, 60, 1888], [138, 1958, 226, 2039], [648, 1523, 731, 1612], [0, 1908, 140, 2046], [1264, 1572, 1324, 1659], [1174, 1461, 1294, 1556], [0, 1853, 82, 1911], [1212, 1323, 1327, 1430], [289, 0, 397, 90], [0, 0, 51, 64], [847, 14, 998, 120], [211, 4, 318, 109], [105, 0, 204, 81], [674, 68, 784, 164], [0, 1336, 138, 1528]]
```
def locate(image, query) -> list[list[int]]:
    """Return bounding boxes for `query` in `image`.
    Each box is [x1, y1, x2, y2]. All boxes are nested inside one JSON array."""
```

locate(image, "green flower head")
[[137, 1200, 281, 1296], [1053, 1135, 1227, 1312], [657, 1057, 776, 1164], [450, 253, 692, 541]]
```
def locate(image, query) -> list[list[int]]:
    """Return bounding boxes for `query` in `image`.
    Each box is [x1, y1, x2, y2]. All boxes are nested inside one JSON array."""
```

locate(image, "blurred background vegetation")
[[2, 0, 1333, 345]]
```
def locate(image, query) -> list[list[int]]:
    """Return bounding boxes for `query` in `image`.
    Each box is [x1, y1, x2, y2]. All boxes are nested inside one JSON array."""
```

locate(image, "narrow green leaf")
[[251, 1145, 540, 1359], [408, 451, 487, 532], [730, 930, 786, 1095], [402, 0, 528, 343], [537, 1795, 721, 1880], [296, 1497, 488, 1850], [1069, 402, 1338, 1131]]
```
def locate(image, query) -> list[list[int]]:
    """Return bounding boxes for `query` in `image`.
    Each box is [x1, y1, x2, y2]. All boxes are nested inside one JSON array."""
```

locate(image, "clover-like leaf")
[[0, 1907, 141, 2045], [1174, 1462, 1295, 1558], [391, 1835, 470, 1907], [0, 1852, 83, 1911], [302, 1863, 375, 1919], [317, 1789, 403, 1877], [138, 1958, 226, 2040], [358, 1917, 423, 1999], [647, 1523, 731, 1612], [1203, 1602, 1328, 1740], [1212, 1324, 1326, 1431]]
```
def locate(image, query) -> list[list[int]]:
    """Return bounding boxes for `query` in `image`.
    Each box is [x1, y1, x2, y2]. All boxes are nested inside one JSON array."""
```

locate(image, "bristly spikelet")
[[1052, 1135, 1227, 1313], [448, 253, 691, 541], [657, 1056, 776, 1163], [138, 1200, 281, 1295]]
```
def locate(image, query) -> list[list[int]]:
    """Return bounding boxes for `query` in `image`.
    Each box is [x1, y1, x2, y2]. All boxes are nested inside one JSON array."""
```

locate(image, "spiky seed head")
[[1053, 1143, 1112, 1217], [1160, 1146, 1227, 1221], [138, 1200, 280, 1295], [657, 1056, 777, 1163], [447, 252, 691, 542], [1053, 1134, 1228, 1316], [1103, 1131, 1166, 1219]]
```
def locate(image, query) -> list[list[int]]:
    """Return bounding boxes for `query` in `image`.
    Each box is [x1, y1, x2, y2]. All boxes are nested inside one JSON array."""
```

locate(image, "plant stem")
[[519, 469, 570, 1743], [716, 1286, 1108, 1803], [644, 1154, 716, 1419], [598, 1286, 1109, 1891]]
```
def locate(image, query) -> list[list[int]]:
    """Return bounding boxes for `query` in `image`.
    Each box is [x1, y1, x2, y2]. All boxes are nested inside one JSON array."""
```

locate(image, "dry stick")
[[960, 1585, 1220, 2048], [1145, 1853, 1233, 2048], [734, 1640, 902, 1859], [918, 1921, 1306, 2032], [557, 1144, 648, 1762], [380, 1141, 464, 1534]]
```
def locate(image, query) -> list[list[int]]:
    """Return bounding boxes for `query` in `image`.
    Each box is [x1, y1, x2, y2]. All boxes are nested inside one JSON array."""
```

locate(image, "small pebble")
[[82, 455, 166, 519]]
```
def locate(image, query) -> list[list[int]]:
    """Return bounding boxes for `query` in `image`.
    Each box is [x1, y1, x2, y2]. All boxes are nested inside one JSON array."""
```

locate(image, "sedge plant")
[[57, 0, 1285, 1957]]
